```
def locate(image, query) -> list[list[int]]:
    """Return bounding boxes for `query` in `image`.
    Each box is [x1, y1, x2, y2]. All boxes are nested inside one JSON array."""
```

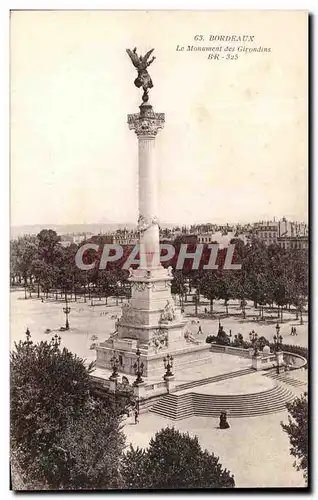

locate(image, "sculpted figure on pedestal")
[[160, 300, 176, 323], [148, 329, 168, 350], [137, 214, 159, 232], [167, 266, 174, 277]]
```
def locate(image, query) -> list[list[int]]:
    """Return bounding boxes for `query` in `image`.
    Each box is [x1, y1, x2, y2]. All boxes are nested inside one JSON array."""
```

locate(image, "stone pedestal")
[[108, 379, 117, 393], [133, 382, 147, 401], [276, 350, 285, 369], [164, 375, 177, 393], [251, 354, 263, 371]]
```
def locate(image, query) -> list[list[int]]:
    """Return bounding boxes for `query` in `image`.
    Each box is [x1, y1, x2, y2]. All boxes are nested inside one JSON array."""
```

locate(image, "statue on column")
[[126, 47, 156, 103]]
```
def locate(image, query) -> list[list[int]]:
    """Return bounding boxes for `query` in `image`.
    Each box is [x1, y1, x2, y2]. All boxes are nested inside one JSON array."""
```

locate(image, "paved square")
[[10, 290, 308, 488]]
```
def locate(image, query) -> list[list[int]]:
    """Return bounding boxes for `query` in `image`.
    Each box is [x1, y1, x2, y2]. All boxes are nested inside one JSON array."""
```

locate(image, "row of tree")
[[10, 230, 129, 303], [10, 230, 308, 321], [172, 238, 308, 322]]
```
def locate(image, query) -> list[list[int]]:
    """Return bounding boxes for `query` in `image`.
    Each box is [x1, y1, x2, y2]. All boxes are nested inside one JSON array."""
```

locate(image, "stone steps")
[[175, 367, 254, 392], [263, 371, 307, 387], [150, 385, 295, 420]]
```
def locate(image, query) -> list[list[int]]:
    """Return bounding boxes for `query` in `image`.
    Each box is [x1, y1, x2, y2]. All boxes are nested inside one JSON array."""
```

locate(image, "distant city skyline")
[[11, 214, 309, 229], [11, 11, 307, 227], [10, 216, 308, 239]]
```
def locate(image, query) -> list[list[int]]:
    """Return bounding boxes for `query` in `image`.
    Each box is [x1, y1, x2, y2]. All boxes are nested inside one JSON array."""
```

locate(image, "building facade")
[[254, 219, 308, 247]]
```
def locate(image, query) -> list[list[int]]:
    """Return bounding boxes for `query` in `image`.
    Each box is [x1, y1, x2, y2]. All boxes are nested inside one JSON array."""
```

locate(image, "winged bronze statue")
[[126, 47, 156, 103]]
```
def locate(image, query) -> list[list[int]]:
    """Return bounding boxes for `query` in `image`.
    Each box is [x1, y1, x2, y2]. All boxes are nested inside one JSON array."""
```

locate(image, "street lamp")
[[163, 354, 174, 380], [249, 330, 259, 356], [194, 293, 198, 316], [50, 334, 61, 349], [273, 327, 283, 352], [249, 330, 258, 344], [23, 327, 33, 348], [109, 354, 120, 381], [273, 327, 283, 374], [133, 347, 144, 386], [218, 319, 223, 334], [63, 293, 71, 330]]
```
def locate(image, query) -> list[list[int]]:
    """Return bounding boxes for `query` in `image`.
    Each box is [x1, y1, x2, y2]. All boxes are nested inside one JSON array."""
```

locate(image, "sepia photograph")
[[9, 9, 308, 490]]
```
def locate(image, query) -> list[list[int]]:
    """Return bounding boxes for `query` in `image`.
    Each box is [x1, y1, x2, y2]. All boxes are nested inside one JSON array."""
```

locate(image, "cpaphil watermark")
[[75, 243, 242, 271]]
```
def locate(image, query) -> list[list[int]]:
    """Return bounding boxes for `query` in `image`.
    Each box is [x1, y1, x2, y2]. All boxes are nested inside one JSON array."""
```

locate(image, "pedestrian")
[[219, 411, 230, 429], [290, 327, 293, 336], [134, 409, 139, 425], [198, 325, 202, 335], [294, 327, 297, 336], [204, 307, 207, 314]]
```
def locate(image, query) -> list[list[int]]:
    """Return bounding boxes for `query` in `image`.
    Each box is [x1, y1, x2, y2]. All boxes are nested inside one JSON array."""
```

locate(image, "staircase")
[[263, 371, 307, 388], [175, 367, 254, 392], [150, 385, 296, 420]]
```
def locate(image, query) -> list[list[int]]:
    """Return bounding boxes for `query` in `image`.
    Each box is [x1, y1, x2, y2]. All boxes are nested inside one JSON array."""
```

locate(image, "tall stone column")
[[95, 48, 213, 381], [128, 104, 165, 269]]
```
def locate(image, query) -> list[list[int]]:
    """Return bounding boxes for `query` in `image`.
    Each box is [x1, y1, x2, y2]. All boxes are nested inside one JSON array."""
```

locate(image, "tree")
[[32, 259, 58, 298], [39, 402, 125, 490], [120, 445, 149, 489], [286, 249, 308, 323], [281, 392, 308, 481], [199, 271, 218, 314], [10, 331, 128, 490], [11, 333, 94, 462], [96, 270, 118, 305], [121, 427, 235, 489], [217, 271, 232, 316], [36, 229, 61, 265], [10, 240, 20, 286], [12, 236, 38, 298], [171, 270, 187, 308]]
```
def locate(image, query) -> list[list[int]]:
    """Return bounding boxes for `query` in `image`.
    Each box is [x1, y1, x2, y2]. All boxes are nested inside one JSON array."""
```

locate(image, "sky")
[[10, 10, 308, 226]]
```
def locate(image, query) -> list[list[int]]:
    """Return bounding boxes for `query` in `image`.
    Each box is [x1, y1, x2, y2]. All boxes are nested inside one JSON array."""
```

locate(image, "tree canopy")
[[121, 427, 235, 489], [10, 332, 127, 490], [281, 392, 308, 482]]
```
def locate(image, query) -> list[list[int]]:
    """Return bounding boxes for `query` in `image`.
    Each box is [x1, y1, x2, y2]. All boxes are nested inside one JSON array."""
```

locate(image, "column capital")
[[128, 104, 165, 138]]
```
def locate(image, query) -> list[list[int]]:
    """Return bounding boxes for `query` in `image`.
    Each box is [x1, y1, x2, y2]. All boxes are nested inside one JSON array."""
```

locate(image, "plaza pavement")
[[124, 410, 306, 488], [10, 290, 308, 364], [10, 290, 308, 488], [177, 371, 276, 396]]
